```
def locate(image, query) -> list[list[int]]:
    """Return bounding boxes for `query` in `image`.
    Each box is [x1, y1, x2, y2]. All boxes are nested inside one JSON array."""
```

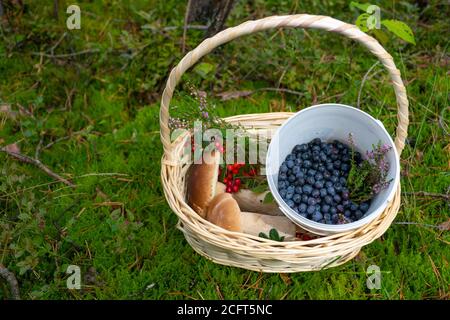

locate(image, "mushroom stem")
[[241, 212, 296, 240], [232, 188, 282, 216]]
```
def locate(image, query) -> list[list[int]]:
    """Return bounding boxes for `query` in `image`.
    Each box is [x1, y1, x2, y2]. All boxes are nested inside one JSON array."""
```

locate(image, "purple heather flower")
[[381, 144, 391, 152], [202, 111, 209, 118]]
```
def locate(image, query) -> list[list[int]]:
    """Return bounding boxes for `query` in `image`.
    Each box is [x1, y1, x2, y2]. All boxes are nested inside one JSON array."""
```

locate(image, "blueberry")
[[312, 138, 322, 145], [344, 210, 351, 217], [339, 177, 347, 185], [326, 163, 334, 171], [278, 181, 287, 189], [295, 170, 305, 179], [333, 160, 342, 169], [329, 176, 339, 184], [330, 154, 338, 160], [342, 155, 350, 163], [285, 191, 293, 200], [299, 213, 308, 218], [350, 203, 358, 212], [295, 186, 303, 194], [292, 166, 301, 175], [332, 214, 339, 223], [332, 169, 340, 177], [286, 154, 295, 161], [320, 153, 328, 162], [307, 169, 317, 176], [307, 197, 317, 206], [324, 195, 333, 205], [295, 158, 303, 165], [327, 187, 336, 196], [288, 175, 296, 182], [323, 171, 331, 179], [279, 173, 287, 181], [322, 204, 330, 213], [302, 184, 313, 195], [359, 202, 370, 213], [334, 183, 342, 192], [293, 144, 303, 153], [280, 164, 288, 173], [311, 189, 320, 198], [293, 194, 301, 204], [312, 145, 321, 152], [341, 163, 350, 172], [325, 181, 333, 188], [330, 207, 337, 215], [333, 194, 342, 203], [318, 165, 326, 172], [306, 176, 315, 185], [303, 160, 312, 168], [296, 177, 306, 185], [336, 204, 344, 212], [307, 205, 316, 214], [314, 181, 324, 189], [298, 203, 307, 213], [301, 195, 309, 203], [312, 163, 319, 169], [302, 152, 311, 160], [312, 211, 323, 222], [293, 206, 299, 213], [342, 199, 350, 207], [324, 213, 331, 221], [279, 189, 287, 198], [286, 160, 294, 168], [355, 210, 363, 220], [286, 199, 295, 208], [320, 188, 327, 197], [315, 173, 324, 181]]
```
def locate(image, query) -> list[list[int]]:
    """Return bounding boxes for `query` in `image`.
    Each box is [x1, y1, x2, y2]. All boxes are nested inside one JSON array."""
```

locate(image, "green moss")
[[0, 0, 448, 300]]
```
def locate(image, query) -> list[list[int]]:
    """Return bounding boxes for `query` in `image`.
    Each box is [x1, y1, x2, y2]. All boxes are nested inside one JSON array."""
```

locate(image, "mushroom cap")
[[206, 193, 242, 232], [186, 150, 220, 218]]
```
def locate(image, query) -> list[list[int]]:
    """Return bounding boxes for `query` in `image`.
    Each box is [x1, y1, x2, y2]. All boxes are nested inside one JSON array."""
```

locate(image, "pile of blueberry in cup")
[[277, 138, 370, 225]]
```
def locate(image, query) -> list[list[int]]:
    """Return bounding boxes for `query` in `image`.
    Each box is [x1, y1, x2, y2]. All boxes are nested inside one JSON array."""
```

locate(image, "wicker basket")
[[160, 14, 409, 272]]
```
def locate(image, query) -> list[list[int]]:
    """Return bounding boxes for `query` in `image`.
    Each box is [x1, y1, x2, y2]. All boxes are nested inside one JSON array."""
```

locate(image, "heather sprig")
[[347, 134, 393, 203]]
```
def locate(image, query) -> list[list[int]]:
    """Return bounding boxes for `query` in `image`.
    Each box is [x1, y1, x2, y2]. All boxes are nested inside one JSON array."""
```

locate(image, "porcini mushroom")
[[206, 193, 296, 240], [186, 150, 221, 218]]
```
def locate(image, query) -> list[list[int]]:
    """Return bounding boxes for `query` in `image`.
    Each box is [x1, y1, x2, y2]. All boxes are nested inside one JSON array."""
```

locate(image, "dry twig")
[[0, 146, 75, 187]]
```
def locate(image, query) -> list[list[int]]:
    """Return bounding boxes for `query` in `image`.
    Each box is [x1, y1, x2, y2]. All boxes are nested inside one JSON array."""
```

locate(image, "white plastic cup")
[[266, 103, 400, 236]]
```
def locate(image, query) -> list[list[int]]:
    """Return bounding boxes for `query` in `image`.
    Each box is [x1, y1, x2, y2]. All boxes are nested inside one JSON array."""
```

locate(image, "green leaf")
[[250, 184, 268, 194], [373, 29, 389, 44], [350, 2, 373, 11], [263, 192, 274, 204], [355, 13, 370, 32], [194, 62, 215, 79], [381, 19, 416, 45], [269, 228, 280, 241], [259, 232, 268, 239]]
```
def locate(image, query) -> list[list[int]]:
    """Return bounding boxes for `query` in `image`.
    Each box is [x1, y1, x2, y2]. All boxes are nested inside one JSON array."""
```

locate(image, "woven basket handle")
[[160, 14, 409, 159]]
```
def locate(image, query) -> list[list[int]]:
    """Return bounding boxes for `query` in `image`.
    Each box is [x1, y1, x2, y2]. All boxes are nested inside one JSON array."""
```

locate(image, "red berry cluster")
[[220, 163, 258, 194], [223, 164, 243, 193], [295, 232, 314, 241]]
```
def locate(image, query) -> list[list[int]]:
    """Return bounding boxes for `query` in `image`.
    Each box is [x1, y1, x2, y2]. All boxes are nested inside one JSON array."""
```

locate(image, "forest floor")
[[0, 0, 448, 299]]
